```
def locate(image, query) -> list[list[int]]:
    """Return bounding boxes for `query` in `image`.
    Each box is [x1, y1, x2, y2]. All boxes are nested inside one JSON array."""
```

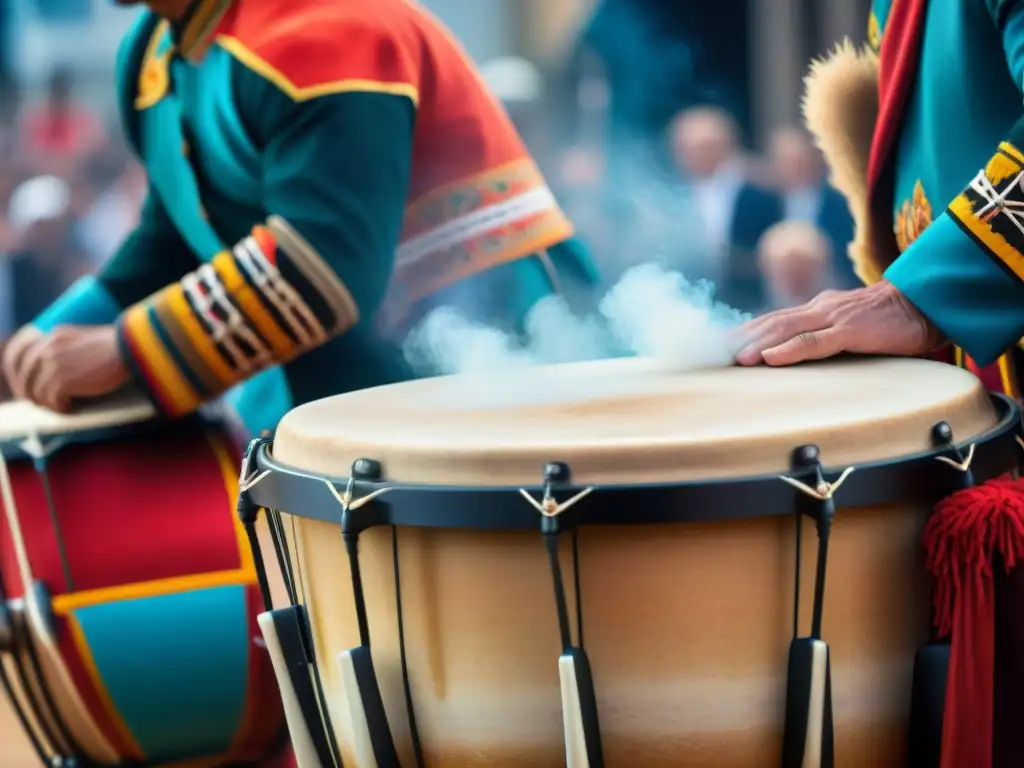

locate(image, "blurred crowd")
[[0, 43, 856, 400], [0, 66, 145, 341], [541, 102, 857, 316]]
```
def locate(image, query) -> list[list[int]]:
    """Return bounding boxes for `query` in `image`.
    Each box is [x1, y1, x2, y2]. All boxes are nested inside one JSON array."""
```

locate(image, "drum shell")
[[0, 419, 284, 766], [282, 498, 931, 768]]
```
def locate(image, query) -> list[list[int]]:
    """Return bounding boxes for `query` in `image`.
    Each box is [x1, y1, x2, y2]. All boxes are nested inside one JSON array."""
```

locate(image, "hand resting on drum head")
[[1, 325, 129, 413], [735, 280, 943, 366]]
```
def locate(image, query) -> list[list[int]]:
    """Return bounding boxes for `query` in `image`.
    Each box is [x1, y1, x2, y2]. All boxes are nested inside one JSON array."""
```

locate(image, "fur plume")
[[802, 40, 883, 284]]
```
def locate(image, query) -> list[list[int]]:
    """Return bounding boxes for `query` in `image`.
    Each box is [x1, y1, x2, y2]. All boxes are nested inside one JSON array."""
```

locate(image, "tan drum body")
[[270, 357, 998, 767]]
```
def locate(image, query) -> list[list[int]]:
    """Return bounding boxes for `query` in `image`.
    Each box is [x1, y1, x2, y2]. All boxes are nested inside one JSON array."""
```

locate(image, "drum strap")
[[339, 531, 403, 767], [780, 450, 842, 768], [543, 527, 604, 768], [523, 462, 604, 768]]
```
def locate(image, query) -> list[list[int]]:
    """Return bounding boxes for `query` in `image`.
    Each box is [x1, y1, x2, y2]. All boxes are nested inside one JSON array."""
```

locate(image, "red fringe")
[[923, 479, 1024, 768]]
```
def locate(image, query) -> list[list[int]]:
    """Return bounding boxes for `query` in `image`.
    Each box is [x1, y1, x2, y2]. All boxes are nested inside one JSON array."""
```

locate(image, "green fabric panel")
[[97, 193, 200, 309], [234, 60, 416, 318]]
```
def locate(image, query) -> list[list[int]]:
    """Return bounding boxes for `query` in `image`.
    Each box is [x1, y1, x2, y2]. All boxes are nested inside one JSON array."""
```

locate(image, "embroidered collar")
[[174, 0, 234, 62]]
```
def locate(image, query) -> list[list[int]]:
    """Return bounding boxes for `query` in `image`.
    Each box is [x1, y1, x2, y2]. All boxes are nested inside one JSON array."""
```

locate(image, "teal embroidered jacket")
[[872, 0, 1024, 366], [33, 1, 597, 436]]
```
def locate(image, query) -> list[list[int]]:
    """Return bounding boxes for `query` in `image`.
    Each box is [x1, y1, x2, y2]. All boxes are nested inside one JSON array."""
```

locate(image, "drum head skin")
[[273, 356, 998, 486], [0, 390, 155, 442]]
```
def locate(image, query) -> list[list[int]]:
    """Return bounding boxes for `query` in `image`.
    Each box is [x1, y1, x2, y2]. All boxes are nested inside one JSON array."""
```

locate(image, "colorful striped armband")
[[947, 141, 1024, 283], [116, 216, 360, 418]]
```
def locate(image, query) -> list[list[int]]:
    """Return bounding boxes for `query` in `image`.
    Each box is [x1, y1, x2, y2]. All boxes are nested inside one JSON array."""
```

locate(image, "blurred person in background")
[[670, 106, 781, 311], [5, 175, 90, 330], [17, 65, 106, 176], [76, 155, 147, 268], [756, 220, 835, 313], [767, 126, 857, 288], [480, 56, 546, 156], [554, 142, 620, 279]]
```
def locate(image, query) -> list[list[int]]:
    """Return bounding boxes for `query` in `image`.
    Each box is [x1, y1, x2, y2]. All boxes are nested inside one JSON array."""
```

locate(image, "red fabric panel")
[[2, 425, 240, 600], [866, 0, 929, 198]]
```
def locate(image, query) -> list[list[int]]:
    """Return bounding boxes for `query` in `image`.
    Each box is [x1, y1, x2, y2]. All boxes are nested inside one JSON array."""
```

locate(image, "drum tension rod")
[[237, 438, 275, 613], [781, 444, 838, 768], [523, 462, 604, 768], [904, 421, 978, 766], [931, 422, 977, 489], [334, 458, 403, 768], [239, 437, 345, 768]]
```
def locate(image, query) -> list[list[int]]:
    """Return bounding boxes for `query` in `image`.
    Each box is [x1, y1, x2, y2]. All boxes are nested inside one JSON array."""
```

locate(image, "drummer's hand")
[[5, 325, 129, 412], [1, 325, 44, 396], [734, 280, 944, 366]]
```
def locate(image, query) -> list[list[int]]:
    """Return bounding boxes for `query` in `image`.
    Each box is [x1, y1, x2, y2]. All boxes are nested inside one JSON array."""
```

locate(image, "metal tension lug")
[[236, 438, 263, 526], [541, 462, 571, 535], [789, 444, 826, 522], [931, 421, 974, 490]]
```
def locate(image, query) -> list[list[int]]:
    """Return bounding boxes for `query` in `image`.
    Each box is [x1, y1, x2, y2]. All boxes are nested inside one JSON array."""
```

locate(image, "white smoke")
[[402, 263, 749, 377]]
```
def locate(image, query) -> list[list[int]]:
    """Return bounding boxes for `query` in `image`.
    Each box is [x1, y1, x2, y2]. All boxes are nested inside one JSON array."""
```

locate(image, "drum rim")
[[241, 394, 1024, 533], [0, 413, 212, 461]]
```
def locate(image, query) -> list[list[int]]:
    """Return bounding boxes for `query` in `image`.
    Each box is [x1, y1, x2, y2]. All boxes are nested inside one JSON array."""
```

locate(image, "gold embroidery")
[[134, 21, 172, 111], [895, 180, 933, 253], [867, 12, 882, 52]]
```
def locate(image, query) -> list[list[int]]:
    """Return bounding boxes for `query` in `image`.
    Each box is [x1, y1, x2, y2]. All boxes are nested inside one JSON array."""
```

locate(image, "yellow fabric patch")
[[947, 143, 1024, 281]]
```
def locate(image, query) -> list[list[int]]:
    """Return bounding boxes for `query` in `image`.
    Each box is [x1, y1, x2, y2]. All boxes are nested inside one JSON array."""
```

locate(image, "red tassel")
[[923, 479, 1024, 768]]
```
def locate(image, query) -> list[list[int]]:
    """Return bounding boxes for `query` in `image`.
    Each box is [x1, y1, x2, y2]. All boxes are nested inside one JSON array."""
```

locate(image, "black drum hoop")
[[241, 394, 1024, 535]]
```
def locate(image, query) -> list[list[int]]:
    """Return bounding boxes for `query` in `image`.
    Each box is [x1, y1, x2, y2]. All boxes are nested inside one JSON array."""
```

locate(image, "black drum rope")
[[34, 459, 75, 594], [391, 526, 425, 767], [572, 530, 584, 650], [269, 509, 299, 607], [793, 510, 802, 639], [781, 446, 839, 768]]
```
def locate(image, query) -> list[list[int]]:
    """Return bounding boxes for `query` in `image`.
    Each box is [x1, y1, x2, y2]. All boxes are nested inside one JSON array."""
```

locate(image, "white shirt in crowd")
[[783, 185, 823, 224], [690, 158, 745, 256]]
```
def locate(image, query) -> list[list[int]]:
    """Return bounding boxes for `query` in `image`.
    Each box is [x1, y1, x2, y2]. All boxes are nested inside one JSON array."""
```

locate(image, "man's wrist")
[[877, 279, 947, 351]]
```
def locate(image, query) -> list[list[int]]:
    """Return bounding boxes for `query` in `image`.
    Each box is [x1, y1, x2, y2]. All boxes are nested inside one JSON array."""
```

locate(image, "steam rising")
[[402, 264, 748, 377]]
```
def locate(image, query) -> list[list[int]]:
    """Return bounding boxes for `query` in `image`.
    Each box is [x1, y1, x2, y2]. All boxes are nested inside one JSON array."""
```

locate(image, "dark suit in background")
[[719, 184, 784, 311], [814, 185, 858, 288]]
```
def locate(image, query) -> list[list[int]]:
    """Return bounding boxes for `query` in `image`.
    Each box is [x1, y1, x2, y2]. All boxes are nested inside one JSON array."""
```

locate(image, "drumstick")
[[781, 454, 837, 768], [0, 442, 118, 764], [0, 443, 47, 643]]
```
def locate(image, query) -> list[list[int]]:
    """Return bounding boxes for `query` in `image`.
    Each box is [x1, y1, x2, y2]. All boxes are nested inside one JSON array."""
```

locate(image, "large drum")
[[238, 357, 1021, 768], [0, 392, 285, 766]]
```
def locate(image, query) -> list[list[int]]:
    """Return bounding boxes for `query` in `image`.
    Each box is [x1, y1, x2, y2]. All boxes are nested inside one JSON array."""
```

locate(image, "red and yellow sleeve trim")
[[117, 217, 359, 418], [947, 141, 1024, 283]]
